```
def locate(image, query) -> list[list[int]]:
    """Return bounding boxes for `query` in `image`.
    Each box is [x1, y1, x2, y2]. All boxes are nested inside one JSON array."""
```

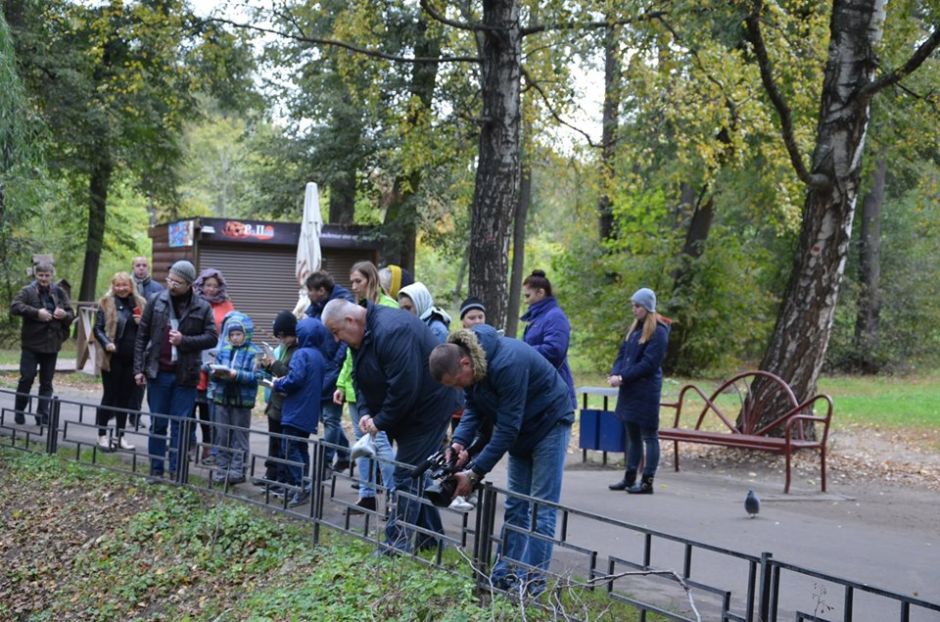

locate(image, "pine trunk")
[[752, 0, 887, 428], [469, 0, 521, 330]]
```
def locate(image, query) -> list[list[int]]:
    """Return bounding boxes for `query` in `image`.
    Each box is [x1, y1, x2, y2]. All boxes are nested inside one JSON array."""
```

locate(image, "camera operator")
[[322, 298, 459, 554], [429, 325, 574, 596]]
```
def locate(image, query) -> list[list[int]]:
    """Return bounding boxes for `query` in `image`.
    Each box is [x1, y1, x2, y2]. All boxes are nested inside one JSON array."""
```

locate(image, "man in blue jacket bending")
[[429, 325, 574, 596], [322, 298, 460, 553]]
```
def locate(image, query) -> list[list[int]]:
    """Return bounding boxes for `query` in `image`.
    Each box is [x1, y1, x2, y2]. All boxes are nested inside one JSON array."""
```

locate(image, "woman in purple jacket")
[[520, 270, 576, 410]]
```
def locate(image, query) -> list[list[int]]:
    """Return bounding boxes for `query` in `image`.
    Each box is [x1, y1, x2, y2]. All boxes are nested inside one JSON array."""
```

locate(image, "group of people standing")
[[10, 255, 671, 595]]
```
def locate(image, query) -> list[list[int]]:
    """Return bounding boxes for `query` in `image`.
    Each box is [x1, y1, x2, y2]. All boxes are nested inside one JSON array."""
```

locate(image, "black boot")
[[627, 475, 654, 495], [609, 469, 637, 491]]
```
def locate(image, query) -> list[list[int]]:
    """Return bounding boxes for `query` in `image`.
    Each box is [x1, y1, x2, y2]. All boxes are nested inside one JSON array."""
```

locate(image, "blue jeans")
[[492, 421, 571, 591], [321, 401, 349, 466], [625, 422, 659, 476], [280, 425, 311, 487], [147, 372, 197, 476], [385, 413, 450, 553], [349, 401, 396, 498]]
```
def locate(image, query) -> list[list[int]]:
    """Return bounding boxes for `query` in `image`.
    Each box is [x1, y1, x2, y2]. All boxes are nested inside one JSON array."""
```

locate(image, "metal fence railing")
[[1, 387, 938, 621]]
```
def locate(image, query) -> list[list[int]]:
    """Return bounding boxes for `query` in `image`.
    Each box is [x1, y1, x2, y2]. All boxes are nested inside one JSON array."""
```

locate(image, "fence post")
[[178, 415, 193, 485], [45, 396, 60, 455], [311, 440, 325, 545], [473, 482, 498, 589], [758, 551, 773, 622]]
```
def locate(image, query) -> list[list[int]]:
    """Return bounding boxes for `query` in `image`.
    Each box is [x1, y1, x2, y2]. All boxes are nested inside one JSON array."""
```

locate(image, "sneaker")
[[118, 436, 135, 450], [449, 497, 474, 513], [333, 459, 350, 472], [288, 491, 310, 507], [269, 485, 287, 499], [14, 412, 24, 425], [226, 474, 246, 485], [349, 496, 377, 514], [97, 436, 111, 450]]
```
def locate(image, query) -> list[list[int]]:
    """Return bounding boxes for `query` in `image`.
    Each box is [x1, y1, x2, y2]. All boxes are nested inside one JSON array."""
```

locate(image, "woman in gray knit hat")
[[607, 288, 671, 495]]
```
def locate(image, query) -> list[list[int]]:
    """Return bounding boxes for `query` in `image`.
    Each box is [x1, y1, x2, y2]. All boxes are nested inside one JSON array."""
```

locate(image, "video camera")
[[410, 426, 491, 507]]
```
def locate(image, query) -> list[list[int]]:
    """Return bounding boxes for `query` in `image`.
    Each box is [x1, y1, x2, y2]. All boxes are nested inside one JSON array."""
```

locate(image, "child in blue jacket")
[[272, 316, 328, 506], [205, 311, 260, 484]]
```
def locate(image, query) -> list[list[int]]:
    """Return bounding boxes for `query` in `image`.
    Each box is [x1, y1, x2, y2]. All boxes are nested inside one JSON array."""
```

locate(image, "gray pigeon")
[[745, 489, 760, 518]]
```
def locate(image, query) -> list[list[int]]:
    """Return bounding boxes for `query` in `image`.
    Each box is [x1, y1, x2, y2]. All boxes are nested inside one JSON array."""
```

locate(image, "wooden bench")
[[658, 371, 834, 493]]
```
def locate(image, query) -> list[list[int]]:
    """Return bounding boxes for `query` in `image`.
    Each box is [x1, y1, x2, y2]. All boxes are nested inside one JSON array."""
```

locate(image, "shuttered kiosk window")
[[197, 244, 366, 344]]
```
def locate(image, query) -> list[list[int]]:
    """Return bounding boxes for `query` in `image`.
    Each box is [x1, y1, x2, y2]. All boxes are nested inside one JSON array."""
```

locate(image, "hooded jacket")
[[306, 283, 354, 394], [209, 311, 261, 408], [611, 319, 671, 428], [133, 288, 218, 387], [398, 282, 451, 344], [11, 280, 75, 354], [352, 302, 459, 438], [273, 317, 329, 433], [521, 296, 576, 409], [451, 324, 574, 476]]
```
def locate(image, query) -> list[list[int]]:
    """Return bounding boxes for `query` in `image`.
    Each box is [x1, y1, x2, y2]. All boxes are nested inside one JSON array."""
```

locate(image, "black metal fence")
[[1, 388, 938, 621]]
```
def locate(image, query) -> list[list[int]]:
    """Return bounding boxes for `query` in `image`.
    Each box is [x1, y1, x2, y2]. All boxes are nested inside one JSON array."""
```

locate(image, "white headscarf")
[[399, 282, 452, 326]]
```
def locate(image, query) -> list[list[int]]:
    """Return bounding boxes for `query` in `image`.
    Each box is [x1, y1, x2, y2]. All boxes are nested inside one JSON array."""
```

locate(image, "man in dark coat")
[[305, 270, 356, 470], [430, 325, 574, 595], [134, 260, 217, 479], [10, 261, 75, 425], [322, 298, 460, 553], [132, 256, 164, 301]]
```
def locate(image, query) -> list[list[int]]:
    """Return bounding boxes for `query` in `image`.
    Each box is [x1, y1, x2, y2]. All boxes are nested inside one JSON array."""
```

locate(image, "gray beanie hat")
[[169, 260, 197, 284], [631, 288, 656, 313]]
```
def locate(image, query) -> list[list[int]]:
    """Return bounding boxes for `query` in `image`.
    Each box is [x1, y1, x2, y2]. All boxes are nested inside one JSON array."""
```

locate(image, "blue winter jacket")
[[452, 324, 575, 475], [611, 320, 670, 428], [521, 296, 577, 409], [207, 311, 261, 408], [273, 317, 329, 434], [306, 284, 354, 394], [352, 303, 459, 439]]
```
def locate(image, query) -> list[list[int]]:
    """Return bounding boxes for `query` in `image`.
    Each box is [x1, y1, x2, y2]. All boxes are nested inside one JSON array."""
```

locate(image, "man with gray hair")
[[11, 261, 74, 425], [322, 298, 459, 553]]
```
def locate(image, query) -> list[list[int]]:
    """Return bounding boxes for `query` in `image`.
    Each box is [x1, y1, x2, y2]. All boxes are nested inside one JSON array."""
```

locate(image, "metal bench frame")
[[658, 371, 834, 493]]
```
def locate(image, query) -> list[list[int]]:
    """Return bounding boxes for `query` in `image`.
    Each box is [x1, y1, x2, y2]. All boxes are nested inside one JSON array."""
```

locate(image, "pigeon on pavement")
[[745, 489, 760, 518]]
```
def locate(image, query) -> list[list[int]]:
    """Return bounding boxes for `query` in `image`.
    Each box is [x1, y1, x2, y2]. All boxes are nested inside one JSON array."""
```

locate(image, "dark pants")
[[264, 416, 283, 480], [96, 360, 136, 435], [15, 348, 58, 418], [192, 396, 212, 445], [626, 422, 660, 477], [385, 413, 450, 552], [280, 425, 311, 488]]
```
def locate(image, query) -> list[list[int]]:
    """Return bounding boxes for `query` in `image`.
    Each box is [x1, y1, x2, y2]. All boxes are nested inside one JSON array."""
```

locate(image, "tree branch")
[[208, 17, 480, 64], [861, 26, 940, 99], [521, 11, 667, 37], [521, 67, 598, 147], [419, 0, 493, 32], [744, 0, 828, 189]]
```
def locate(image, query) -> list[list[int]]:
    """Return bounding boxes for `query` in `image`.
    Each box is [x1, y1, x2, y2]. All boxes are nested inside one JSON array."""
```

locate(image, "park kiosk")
[[148, 217, 381, 343]]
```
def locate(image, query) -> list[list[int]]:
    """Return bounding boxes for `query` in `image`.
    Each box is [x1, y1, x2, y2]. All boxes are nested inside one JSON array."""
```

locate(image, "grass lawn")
[[574, 369, 940, 433]]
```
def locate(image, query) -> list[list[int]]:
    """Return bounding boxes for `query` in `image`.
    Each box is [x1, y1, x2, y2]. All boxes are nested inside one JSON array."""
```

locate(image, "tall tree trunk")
[[469, 0, 521, 330], [597, 21, 621, 241], [382, 18, 440, 274], [853, 156, 885, 372], [664, 187, 714, 373], [79, 153, 112, 302], [328, 170, 356, 224], [505, 155, 531, 338], [752, 0, 888, 425]]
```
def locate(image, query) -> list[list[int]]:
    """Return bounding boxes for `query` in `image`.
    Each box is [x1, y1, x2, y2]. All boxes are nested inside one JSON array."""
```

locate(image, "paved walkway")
[[3, 383, 938, 621]]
